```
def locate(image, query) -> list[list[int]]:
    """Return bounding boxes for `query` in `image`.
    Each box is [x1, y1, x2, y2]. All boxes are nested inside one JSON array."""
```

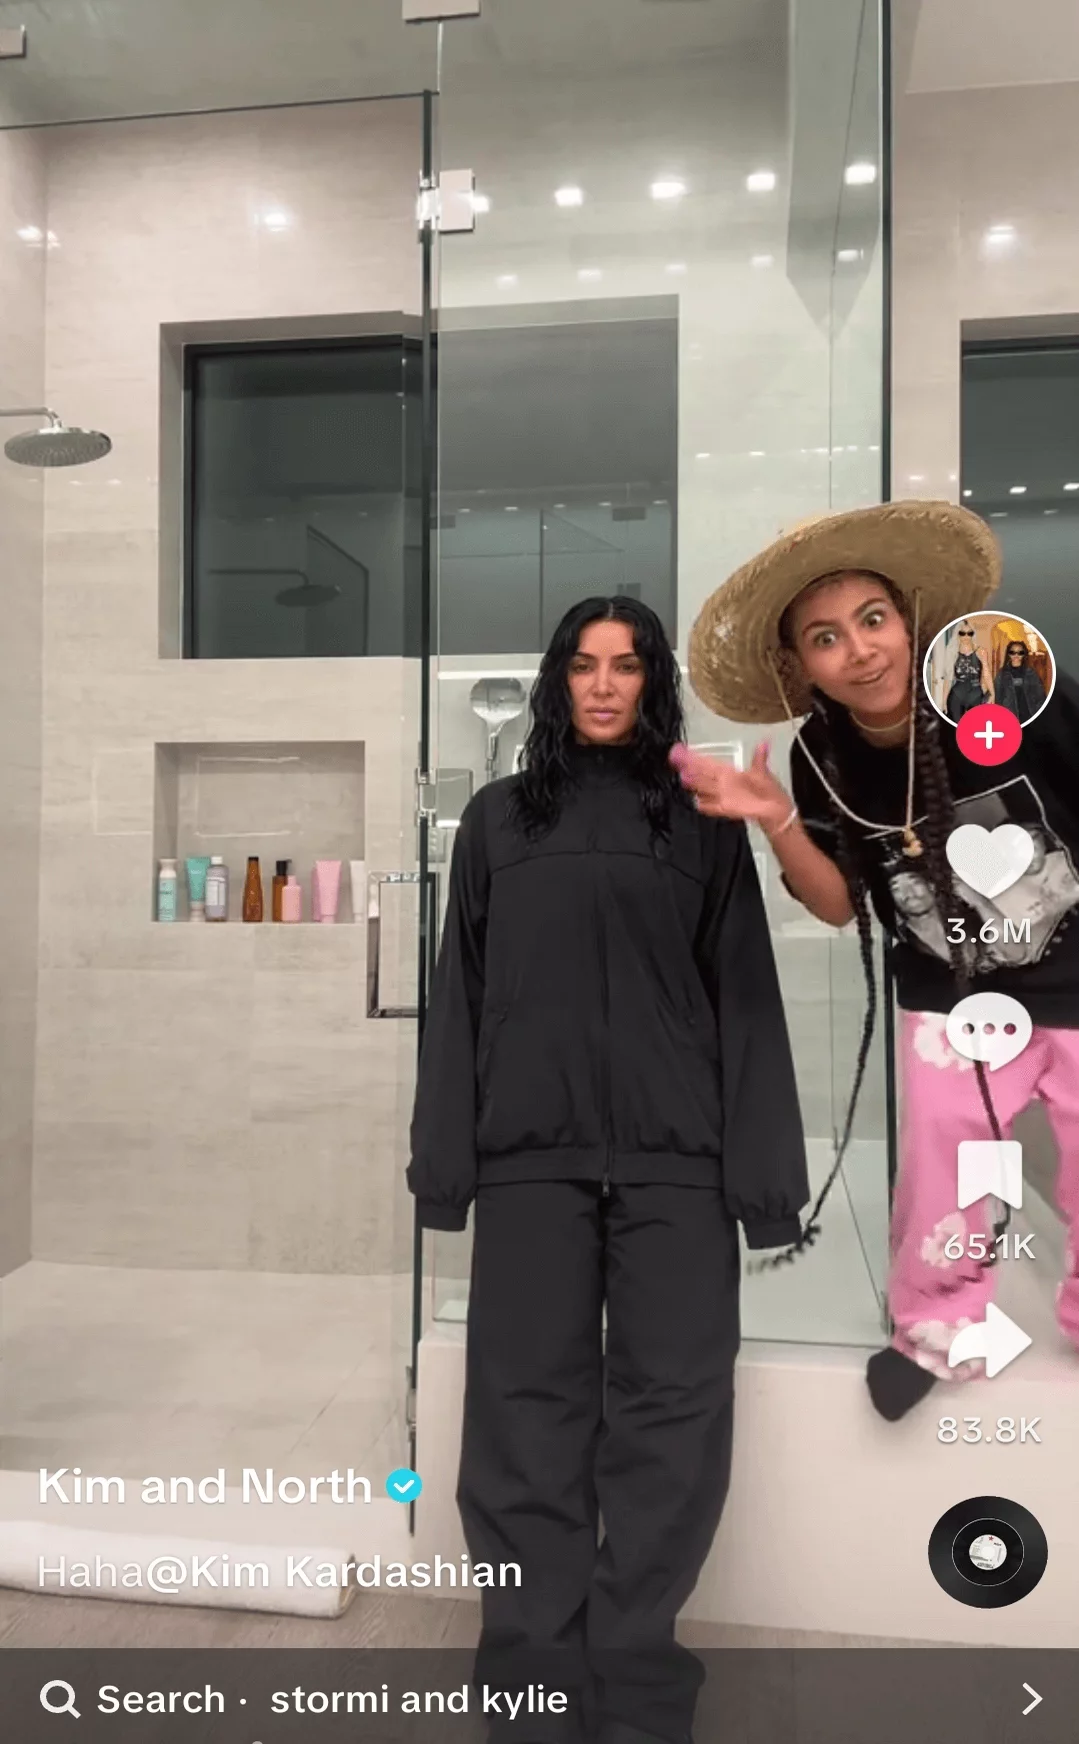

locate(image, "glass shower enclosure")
[[420, 0, 890, 1368]]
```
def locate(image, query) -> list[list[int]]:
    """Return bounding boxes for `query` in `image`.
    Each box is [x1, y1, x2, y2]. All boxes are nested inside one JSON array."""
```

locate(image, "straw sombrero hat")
[[687, 500, 1002, 723]]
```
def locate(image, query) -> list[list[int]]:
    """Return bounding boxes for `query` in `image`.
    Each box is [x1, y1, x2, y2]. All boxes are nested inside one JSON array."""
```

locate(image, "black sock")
[[866, 1347, 937, 1421]]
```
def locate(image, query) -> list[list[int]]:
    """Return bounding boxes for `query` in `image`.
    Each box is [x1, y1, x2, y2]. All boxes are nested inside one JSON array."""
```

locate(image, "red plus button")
[[956, 703, 1023, 766]]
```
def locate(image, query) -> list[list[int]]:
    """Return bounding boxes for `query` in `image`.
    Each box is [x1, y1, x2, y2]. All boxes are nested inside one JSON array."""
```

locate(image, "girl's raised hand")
[[670, 741, 793, 833]]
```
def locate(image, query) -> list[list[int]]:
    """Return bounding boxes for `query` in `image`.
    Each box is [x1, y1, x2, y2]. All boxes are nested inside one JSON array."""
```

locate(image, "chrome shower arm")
[[0, 407, 61, 423]]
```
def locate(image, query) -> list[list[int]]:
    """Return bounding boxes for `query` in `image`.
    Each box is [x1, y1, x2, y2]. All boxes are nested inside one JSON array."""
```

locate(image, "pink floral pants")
[[891, 1011, 1079, 1380]]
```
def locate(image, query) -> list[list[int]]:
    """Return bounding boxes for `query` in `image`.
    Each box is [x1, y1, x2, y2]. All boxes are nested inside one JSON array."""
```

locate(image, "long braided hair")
[[754, 576, 1003, 1270]]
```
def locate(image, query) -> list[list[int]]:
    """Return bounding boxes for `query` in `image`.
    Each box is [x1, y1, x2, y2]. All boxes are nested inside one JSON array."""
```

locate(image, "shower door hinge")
[[417, 169, 476, 235], [405, 1370, 417, 1433], [0, 26, 27, 59], [404, 0, 481, 21], [416, 770, 438, 823]]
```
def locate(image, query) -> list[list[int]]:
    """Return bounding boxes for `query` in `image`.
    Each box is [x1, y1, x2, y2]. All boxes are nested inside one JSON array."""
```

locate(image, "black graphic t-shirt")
[[790, 672, 1079, 1026]]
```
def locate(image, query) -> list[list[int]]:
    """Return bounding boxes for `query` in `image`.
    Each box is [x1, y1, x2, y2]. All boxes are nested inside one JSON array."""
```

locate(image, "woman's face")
[[568, 619, 646, 745], [1007, 642, 1027, 666], [786, 572, 912, 719]]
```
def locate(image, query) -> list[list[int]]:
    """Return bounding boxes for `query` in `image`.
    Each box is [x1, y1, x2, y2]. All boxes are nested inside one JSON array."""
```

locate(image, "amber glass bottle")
[[271, 858, 291, 922], [242, 856, 264, 923]]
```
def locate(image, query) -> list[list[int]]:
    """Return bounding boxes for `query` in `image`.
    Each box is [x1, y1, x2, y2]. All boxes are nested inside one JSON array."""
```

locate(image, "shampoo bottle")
[[242, 856, 264, 923], [205, 856, 229, 922], [157, 858, 178, 923], [272, 859, 291, 922]]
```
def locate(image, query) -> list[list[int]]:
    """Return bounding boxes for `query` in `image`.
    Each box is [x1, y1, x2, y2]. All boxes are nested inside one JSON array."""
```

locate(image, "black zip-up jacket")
[[408, 742, 809, 1248]]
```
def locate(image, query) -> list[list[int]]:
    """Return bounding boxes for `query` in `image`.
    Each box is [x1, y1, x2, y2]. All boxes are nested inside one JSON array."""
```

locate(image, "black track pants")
[[456, 1180, 741, 1744]]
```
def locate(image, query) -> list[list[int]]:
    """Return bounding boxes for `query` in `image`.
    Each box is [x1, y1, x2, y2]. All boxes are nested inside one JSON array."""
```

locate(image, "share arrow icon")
[[948, 1304, 1033, 1378]]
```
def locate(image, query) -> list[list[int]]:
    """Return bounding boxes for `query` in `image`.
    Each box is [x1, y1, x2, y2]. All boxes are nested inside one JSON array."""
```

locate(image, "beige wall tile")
[[31, 100, 423, 1275], [0, 125, 46, 1275], [893, 80, 1079, 493]]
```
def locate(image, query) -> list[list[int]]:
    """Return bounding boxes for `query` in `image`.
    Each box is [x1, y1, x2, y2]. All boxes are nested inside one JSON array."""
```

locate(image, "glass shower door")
[[417, 0, 889, 1356]]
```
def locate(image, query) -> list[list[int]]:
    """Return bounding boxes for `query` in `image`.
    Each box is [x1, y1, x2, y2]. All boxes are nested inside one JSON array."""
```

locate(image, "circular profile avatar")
[[923, 610, 1055, 729]]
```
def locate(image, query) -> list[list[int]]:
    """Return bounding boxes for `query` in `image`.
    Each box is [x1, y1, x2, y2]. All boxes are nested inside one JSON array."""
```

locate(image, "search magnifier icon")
[[40, 1681, 80, 1718]]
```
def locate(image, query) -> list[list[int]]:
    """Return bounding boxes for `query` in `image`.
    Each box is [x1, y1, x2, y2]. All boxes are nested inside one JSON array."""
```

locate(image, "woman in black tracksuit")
[[408, 596, 808, 1744]]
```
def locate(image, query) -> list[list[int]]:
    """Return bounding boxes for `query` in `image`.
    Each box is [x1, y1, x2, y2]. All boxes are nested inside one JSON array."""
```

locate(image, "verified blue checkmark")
[[386, 1466, 423, 1503]]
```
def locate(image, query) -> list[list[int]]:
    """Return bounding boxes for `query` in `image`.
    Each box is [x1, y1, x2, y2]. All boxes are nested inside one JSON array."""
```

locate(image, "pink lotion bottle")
[[281, 875, 302, 924]]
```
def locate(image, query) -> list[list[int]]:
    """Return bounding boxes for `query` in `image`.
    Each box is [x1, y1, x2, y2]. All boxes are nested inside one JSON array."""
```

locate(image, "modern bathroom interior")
[[14, 0, 1069, 1531], [0, 0, 892, 1502]]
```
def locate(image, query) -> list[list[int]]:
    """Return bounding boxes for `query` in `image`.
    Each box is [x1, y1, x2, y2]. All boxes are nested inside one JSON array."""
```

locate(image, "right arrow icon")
[[1022, 1683, 1042, 1716], [948, 1303, 1033, 1378]]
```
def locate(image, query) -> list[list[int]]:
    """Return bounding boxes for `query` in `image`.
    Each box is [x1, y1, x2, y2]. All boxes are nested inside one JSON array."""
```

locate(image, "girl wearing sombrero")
[[675, 501, 1079, 1421]]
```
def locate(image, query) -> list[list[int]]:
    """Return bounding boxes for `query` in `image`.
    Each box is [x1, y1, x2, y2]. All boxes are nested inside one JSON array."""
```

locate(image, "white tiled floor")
[[0, 1263, 411, 1479]]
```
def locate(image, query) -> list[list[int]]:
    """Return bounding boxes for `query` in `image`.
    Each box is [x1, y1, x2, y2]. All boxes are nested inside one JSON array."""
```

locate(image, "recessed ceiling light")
[[751, 253, 774, 268], [16, 224, 42, 243], [696, 452, 711, 461], [496, 273, 518, 287], [746, 170, 776, 193], [554, 504, 566, 509], [651, 178, 687, 201], [837, 248, 860, 263], [459, 507, 471, 514], [578, 268, 603, 281], [749, 450, 766, 458], [984, 223, 1016, 246], [844, 162, 877, 186], [989, 511, 1008, 518], [868, 444, 880, 453], [962, 489, 973, 498], [1009, 485, 1027, 495], [666, 262, 688, 275], [1044, 509, 1059, 516], [260, 209, 291, 231], [599, 501, 612, 507], [555, 186, 585, 207], [472, 193, 491, 214], [909, 474, 925, 484], [505, 506, 519, 513], [1065, 482, 1079, 491]]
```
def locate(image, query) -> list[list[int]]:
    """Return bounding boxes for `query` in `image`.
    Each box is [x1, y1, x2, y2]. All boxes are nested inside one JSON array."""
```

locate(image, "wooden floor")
[[0, 1587, 949, 1649]]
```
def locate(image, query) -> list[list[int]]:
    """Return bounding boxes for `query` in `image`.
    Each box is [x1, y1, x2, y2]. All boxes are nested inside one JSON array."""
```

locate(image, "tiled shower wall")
[[0, 125, 46, 1275], [30, 97, 424, 1276]]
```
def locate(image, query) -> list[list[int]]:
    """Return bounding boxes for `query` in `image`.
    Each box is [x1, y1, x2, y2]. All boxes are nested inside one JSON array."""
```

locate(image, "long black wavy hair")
[[757, 573, 1004, 1268], [508, 595, 688, 841]]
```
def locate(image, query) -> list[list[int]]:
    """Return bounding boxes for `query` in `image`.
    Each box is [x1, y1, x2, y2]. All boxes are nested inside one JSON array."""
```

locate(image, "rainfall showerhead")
[[1, 407, 112, 468]]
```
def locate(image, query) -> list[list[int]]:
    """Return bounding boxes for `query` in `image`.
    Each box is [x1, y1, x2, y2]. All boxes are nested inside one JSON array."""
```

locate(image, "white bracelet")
[[765, 804, 799, 841]]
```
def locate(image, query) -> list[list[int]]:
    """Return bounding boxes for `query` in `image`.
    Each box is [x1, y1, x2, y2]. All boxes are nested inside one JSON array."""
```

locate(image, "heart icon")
[[946, 823, 1036, 900]]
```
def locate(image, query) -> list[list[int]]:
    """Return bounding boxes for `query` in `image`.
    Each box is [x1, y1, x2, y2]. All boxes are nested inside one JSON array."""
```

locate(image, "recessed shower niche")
[[152, 741, 365, 923]]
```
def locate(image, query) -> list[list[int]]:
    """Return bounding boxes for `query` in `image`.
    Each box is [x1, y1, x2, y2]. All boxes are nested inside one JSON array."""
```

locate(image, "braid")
[[750, 711, 879, 1271]]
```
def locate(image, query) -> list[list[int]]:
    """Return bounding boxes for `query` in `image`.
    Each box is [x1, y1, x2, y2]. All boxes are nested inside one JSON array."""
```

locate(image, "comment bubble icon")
[[945, 992, 1032, 1072]]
